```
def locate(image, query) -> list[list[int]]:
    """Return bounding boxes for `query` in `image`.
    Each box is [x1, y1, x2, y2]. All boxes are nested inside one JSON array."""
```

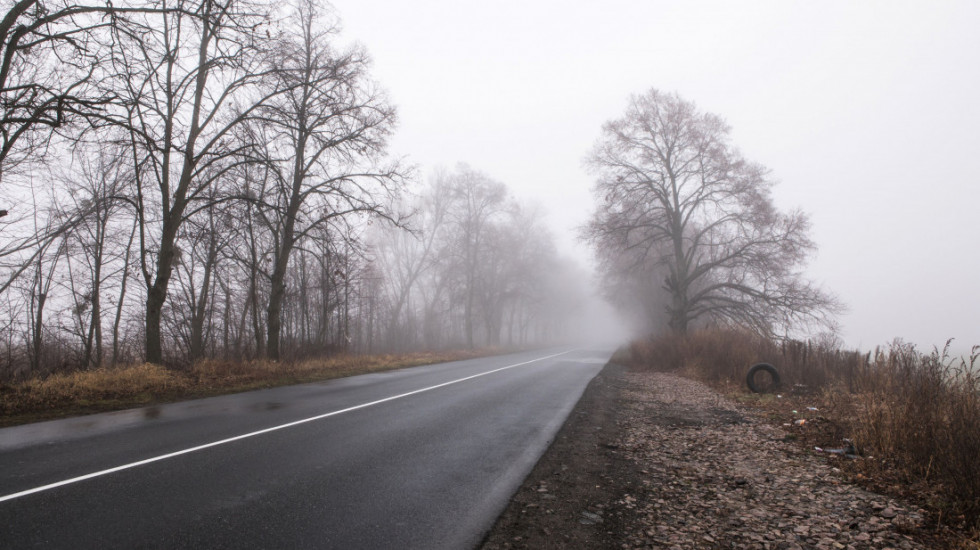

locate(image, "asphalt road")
[[0, 347, 612, 549]]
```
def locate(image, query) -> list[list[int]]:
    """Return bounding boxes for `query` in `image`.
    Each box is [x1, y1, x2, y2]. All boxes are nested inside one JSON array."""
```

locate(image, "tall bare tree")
[[370, 171, 451, 350], [109, 0, 275, 363], [60, 144, 131, 367], [446, 165, 507, 348], [585, 89, 839, 336], [253, 0, 401, 360], [170, 193, 228, 362]]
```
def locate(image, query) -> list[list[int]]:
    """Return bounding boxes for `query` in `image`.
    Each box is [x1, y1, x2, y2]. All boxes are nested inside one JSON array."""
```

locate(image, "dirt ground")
[[480, 363, 947, 550]]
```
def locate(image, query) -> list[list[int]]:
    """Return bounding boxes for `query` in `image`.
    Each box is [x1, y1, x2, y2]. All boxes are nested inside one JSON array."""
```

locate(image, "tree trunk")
[[669, 296, 689, 335], [235, 285, 251, 356], [222, 284, 231, 359], [266, 122, 307, 361], [464, 285, 475, 349], [145, 216, 180, 364], [145, 285, 166, 364], [668, 206, 690, 335], [112, 220, 137, 365], [31, 291, 45, 374], [190, 231, 218, 361], [30, 241, 63, 373], [266, 271, 286, 360], [88, 215, 105, 367], [266, 208, 299, 360], [249, 275, 263, 357]]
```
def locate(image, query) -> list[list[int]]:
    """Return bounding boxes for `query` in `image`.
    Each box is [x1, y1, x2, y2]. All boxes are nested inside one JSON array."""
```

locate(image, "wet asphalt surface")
[[0, 348, 612, 549]]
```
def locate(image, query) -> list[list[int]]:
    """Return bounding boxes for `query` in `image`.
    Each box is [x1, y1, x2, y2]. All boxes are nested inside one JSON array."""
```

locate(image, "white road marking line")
[[0, 349, 576, 503]]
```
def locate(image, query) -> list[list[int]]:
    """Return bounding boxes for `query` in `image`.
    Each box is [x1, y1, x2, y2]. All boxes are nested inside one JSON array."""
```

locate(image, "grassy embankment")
[[0, 349, 501, 427], [626, 329, 980, 539]]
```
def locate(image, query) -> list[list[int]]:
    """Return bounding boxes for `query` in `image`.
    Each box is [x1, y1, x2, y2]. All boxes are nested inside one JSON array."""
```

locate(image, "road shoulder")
[[481, 361, 635, 549], [481, 364, 933, 549]]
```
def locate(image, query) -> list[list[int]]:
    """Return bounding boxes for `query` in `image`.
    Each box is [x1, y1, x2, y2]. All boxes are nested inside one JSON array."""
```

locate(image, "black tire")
[[746, 363, 780, 393]]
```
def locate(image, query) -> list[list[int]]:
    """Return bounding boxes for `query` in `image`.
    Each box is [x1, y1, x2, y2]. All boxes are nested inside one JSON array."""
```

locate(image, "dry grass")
[[628, 329, 980, 537], [0, 348, 502, 426], [3, 363, 188, 412], [628, 329, 867, 390], [848, 343, 980, 530]]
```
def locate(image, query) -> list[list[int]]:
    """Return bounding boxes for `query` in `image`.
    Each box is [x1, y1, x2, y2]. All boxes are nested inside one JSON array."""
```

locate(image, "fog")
[[2, 1, 977, 379], [332, 0, 980, 353]]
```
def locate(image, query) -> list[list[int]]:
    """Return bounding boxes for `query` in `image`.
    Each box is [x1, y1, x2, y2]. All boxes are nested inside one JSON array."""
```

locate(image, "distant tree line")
[[370, 165, 583, 353], [0, 0, 581, 379]]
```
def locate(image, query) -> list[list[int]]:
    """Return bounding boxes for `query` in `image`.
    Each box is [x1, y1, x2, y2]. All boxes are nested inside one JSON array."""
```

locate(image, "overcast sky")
[[328, 0, 979, 354]]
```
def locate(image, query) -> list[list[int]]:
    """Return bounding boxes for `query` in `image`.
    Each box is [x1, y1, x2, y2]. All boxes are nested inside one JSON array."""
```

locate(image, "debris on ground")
[[615, 371, 925, 549], [482, 366, 938, 549]]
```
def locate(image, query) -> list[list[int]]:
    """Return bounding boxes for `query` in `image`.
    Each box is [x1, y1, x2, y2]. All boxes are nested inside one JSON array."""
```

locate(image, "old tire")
[[746, 363, 780, 393]]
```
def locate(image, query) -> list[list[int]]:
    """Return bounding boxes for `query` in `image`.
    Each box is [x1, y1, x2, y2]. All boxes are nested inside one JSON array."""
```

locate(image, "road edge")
[[479, 360, 637, 549]]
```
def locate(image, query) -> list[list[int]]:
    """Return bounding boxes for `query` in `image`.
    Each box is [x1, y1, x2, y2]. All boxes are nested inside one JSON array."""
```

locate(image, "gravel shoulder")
[[481, 363, 933, 549]]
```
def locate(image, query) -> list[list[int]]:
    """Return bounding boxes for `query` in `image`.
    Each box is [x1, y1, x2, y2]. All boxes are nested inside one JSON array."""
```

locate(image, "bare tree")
[[446, 165, 507, 348], [60, 144, 131, 367], [109, 0, 275, 363], [489, 203, 557, 346], [367, 165, 584, 351], [0, 204, 82, 297], [110, 215, 137, 364], [25, 230, 66, 374], [1, 0, 98, 188], [253, 0, 402, 360], [170, 194, 228, 362], [585, 89, 840, 336], [370, 171, 451, 350]]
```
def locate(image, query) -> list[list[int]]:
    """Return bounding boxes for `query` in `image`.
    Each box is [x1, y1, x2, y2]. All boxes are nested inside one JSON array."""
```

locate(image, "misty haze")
[[1, 0, 978, 548]]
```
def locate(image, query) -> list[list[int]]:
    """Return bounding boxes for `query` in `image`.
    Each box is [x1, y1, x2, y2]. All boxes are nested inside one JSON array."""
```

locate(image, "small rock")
[[580, 510, 603, 524]]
